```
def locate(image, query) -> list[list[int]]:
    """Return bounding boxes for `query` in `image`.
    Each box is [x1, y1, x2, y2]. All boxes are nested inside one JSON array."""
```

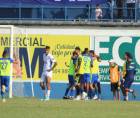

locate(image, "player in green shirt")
[[63, 51, 78, 99], [0, 50, 13, 102]]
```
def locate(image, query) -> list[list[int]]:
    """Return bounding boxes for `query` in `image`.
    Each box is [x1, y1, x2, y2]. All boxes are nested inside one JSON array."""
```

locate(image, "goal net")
[[0, 25, 34, 98]]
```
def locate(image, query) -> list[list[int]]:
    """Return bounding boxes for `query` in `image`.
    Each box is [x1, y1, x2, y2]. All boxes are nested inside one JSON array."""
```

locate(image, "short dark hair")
[[75, 46, 80, 51], [125, 52, 133, 59], [2, 50, 8, 57], [83, 48, 89, 54], [73, 51, 78, 56], [89, 50, 95, 55], [46, 46, 50, 49]]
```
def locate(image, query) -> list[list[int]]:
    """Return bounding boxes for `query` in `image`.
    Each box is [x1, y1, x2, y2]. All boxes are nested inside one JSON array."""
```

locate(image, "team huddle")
[[0, 46, 137, 102], [62, 47, 136, 101]]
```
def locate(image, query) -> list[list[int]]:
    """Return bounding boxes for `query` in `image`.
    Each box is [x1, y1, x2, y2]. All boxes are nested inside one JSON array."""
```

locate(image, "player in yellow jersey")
[[109, 59, 120, 101], [0, 50, 13, 102], [82, 48, 92, 100], [74, 47, 85, 100], [89, 50, 101, 100]]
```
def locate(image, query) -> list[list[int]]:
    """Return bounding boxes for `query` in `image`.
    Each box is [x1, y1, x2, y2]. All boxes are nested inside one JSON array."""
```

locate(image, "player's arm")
[[75, 56, 82, 73], [51, 61, 57, 71], [118, 66, 121, 87], [47, 55, 57, 72], [122, 62, 126, 79], [65, 62, 69, 67], [9, 58, 14, 63]]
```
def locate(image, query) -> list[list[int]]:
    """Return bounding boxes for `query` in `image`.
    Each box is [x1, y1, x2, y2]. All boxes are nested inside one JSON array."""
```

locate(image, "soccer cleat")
[[63, 96, 69, 99], [84, 96, 89, 101], [2, 85, 6, 93], [74, 95, 81, 100], [92, 95, 98, 100], [44, 96, 50, 101], [40, 99, 44, 101], [98, 98, 101, 101], [2, 98, 6, 103], [69, 96, 75, 100], [82, 92, 87, 100]]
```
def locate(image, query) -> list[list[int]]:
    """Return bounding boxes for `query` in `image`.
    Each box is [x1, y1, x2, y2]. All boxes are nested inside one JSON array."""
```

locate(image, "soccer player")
[[63, 51, 78, 99], [109, 59, 120, 101], [0, 50, 13, 102], [40, 46, 57, 101], [121, 52, 136, 101], [89, 50, 101, 100], [74, 47, 85, 100], [82, 48, 92, 100]]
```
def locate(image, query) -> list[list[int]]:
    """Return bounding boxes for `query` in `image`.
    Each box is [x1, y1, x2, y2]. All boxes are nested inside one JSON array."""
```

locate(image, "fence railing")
[[0, 6, 140, 22]]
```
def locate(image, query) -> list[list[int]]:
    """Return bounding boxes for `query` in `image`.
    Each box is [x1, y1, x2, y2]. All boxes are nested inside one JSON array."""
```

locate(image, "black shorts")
[[111, 83, 119, 92]]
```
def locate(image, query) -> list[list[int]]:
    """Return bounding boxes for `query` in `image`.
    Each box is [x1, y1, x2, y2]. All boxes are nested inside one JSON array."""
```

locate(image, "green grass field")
[[0, 98, 140, 118]]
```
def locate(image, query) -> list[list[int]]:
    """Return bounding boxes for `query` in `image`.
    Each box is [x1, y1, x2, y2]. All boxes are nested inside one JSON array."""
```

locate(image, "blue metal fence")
[[0, 5, 140, 22]]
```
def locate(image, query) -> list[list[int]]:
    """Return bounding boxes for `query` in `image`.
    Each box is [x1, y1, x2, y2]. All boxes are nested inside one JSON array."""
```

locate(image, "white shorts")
[[41, 71, 52, 83]]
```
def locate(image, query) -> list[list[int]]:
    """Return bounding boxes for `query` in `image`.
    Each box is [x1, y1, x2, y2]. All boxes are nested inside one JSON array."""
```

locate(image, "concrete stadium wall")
[[0, 25, 140, 100]]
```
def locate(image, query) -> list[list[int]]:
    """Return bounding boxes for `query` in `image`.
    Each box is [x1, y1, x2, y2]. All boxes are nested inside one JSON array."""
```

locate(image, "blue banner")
[[0, 0, 107, 5]]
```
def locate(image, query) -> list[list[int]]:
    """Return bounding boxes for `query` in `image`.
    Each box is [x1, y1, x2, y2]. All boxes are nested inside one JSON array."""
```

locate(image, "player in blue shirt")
[[121, 52, 136, 101]]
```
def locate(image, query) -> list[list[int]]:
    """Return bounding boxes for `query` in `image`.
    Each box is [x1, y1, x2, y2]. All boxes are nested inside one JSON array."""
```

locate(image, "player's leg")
[[125, 80, 136, 100], [117, 90, 120, 101], [45, 72, 52, 101], [63, 75, 72, 99], [40, 72, 46, 100], [111, 83, 116, 100], [120, 79, 126, 98], [75, 74, 84, 100], [1, 76, 9, 102], [92, 74, 98, 100], [69, 76, 76, 99], [85, 74, 91, 100], [117, 82, 120, 101], [97, 77, 101, 100], [0, 76, 5, 100]]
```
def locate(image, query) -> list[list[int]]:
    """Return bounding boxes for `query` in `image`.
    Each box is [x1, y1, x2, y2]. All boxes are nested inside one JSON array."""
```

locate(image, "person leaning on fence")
[[95, 4, 103, 21], [126, 0, 136, 20]]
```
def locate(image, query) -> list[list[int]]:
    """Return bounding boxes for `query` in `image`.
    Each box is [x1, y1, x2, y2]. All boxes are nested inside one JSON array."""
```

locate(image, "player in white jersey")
[[40, 46, 57, 101]]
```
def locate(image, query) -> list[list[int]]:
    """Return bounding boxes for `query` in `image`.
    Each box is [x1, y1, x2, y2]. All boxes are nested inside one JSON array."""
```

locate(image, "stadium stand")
[[0, 0, 139, 22]]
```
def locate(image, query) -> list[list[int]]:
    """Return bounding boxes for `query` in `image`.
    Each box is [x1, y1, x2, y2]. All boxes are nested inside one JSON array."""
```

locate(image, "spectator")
[[126, 0, 136, 20], [75, 4, 89, 20], [95, 4, 103, 21], [51, 8, 65, 19], [106, 0, 114, 19], [116, 0, 124, 19]]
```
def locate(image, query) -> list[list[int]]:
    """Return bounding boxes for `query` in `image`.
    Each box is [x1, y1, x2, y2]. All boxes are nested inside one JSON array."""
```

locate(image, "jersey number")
[[1, 63, 8, 70]]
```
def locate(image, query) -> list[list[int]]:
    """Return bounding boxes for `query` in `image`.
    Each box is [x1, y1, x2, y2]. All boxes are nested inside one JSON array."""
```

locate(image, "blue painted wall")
[[13, 82, 140, 101]]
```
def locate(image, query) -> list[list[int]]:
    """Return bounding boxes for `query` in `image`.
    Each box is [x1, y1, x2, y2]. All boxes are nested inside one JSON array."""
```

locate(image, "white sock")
[[126, 95, 128, 100], [44, 90, 47, 98], [47, 90, 51, 98]]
